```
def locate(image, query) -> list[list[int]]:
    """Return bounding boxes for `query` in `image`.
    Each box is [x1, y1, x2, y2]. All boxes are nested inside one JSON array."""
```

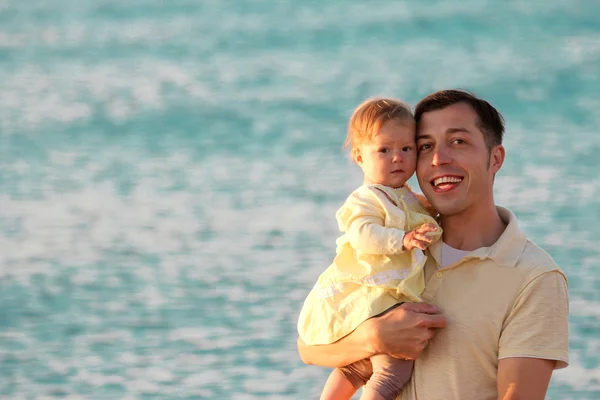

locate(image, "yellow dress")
[[297, 184, 442, 345]]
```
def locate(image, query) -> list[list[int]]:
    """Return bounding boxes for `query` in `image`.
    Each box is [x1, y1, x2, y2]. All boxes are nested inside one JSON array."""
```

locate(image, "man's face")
[[416, 102, 503, 217]]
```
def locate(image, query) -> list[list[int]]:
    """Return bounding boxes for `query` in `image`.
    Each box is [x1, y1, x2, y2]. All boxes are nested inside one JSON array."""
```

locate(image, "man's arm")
[[297, 322, 375, 368], [497, 270, 569, 399], [497, 357, 555, 400], [297, 303, 446, 368]]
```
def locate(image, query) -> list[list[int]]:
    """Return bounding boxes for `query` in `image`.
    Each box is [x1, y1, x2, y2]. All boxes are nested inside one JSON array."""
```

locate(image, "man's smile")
[[430, 175, 464, 192]]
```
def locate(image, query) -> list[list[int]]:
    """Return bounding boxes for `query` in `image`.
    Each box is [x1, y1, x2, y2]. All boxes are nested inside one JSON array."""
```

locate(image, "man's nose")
[[431, 146, 451, 166]]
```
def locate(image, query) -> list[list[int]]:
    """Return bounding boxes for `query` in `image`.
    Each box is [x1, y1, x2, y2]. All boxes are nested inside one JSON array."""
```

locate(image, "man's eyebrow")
[[417, 127, 472, 140], [447, 127, 472, 134]]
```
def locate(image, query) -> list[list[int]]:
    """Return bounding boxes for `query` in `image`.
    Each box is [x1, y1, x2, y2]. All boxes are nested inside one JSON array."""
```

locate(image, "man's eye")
[[418, 143, 432, 151], [453, 138, 466, 145]]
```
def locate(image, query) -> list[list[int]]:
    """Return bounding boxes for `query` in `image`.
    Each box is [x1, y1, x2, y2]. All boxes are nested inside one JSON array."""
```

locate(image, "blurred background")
[[0, 0, 599, 399]]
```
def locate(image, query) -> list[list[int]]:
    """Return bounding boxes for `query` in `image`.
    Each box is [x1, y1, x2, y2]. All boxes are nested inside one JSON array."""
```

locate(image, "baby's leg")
[[320, 359, 372, 400], [320, 368, 360, 400], [360, 354, 413, 400]]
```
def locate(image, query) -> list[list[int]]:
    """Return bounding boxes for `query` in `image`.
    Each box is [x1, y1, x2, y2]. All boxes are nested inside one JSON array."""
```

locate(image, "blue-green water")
[[1, 1, 599, 399]]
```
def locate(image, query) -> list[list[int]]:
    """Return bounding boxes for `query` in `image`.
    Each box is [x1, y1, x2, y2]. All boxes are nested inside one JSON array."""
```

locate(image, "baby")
[[297, 98, 442, 400]]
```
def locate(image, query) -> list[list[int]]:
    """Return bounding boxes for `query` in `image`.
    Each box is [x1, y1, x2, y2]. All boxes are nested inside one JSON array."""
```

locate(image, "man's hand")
[[402, 223, 438, 251], [297, 302, 446, 368], [367, 302, 447, 360]]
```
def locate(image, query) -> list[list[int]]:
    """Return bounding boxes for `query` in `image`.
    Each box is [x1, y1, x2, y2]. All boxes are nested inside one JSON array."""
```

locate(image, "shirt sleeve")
[[498, 270, 569, 369], [335, 188, 406, 255]]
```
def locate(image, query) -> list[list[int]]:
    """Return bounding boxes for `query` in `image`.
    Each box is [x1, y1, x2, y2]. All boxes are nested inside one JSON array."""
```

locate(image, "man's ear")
[[490, 145, 505, 174], [353, 148, 363, 165]]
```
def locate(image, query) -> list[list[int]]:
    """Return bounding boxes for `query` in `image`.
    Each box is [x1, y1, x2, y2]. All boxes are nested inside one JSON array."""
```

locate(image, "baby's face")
[[356, 119, 417, 188]]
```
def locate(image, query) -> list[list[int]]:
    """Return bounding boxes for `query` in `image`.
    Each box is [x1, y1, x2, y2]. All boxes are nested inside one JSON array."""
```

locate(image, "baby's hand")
[[402, 223, 438, 251]]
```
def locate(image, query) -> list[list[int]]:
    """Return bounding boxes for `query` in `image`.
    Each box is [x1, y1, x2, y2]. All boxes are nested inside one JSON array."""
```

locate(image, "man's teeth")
[[433, 176, 462, 186]]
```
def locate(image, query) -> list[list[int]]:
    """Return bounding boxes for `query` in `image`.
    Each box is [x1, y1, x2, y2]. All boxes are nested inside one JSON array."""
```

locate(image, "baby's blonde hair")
[[344, 97, 414, 160]]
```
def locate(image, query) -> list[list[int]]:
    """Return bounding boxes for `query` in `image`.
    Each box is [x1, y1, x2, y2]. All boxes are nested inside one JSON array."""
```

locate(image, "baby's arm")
[[342, 190, 437, 254], [345, 213, 406, 255]]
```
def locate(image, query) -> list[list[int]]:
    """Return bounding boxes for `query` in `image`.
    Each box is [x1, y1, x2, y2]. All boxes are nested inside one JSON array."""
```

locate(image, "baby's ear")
[[352, 148, 362, 165]]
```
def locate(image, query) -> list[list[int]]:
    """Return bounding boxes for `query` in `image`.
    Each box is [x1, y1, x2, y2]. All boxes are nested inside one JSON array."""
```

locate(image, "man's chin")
[[428, 197, 465, 217], [434, 204, 466, 218]]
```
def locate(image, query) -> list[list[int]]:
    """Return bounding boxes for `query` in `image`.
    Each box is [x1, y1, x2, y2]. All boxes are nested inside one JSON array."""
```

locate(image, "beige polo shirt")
[[400, 207, 569, 400]]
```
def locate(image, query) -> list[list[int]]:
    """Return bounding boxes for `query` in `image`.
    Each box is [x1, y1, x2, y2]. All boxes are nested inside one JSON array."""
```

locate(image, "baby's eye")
[[378, 148, 390, 153], [402, 146, 413, 152]]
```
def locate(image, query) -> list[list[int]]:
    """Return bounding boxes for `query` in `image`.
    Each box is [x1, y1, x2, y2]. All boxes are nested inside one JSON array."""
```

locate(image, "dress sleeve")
[[498, 270, 569, 369], [336, 189, 406, 255]]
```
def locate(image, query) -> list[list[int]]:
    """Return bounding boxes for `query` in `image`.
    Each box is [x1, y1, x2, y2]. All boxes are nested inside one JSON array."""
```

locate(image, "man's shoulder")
[[515, 239, 566, 283], [496, 206, 565, 280]]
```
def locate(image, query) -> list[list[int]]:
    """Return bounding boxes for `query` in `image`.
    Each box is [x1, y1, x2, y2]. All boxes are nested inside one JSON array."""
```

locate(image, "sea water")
[[0, 0, 599, 399]]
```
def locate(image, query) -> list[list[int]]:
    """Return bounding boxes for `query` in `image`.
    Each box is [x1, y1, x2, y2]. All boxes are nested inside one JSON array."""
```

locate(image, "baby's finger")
[[414, 228, 433, 236], [413, 233, 434, 243], [410, 239, 427, 250], [418, 223, 438, 232]]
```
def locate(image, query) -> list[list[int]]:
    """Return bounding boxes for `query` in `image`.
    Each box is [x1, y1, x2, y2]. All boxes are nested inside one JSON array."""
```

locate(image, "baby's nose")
[[392, 150, 403, 162]]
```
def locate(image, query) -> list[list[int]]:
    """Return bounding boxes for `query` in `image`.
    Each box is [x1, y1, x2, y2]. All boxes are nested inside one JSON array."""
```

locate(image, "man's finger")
[[390, 352, 417, 361], [420, 314, 447, 329], [399, 303, 447, 328], [400, 302, 440, 314]]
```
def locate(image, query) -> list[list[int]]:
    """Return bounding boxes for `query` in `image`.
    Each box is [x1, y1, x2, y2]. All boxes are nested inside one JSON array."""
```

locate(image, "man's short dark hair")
[[414, 89, 505, 150]]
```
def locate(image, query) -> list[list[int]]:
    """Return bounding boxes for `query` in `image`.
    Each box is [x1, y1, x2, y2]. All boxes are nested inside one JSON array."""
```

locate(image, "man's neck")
[[439, 201, 507, 251]]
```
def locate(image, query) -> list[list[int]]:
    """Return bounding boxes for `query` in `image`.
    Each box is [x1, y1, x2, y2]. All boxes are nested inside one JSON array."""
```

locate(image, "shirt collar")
[[428, 206, 528, 268]]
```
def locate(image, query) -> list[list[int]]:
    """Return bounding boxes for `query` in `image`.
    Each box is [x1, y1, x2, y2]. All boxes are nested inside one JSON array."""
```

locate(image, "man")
[[298, 90, 569, 399]]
